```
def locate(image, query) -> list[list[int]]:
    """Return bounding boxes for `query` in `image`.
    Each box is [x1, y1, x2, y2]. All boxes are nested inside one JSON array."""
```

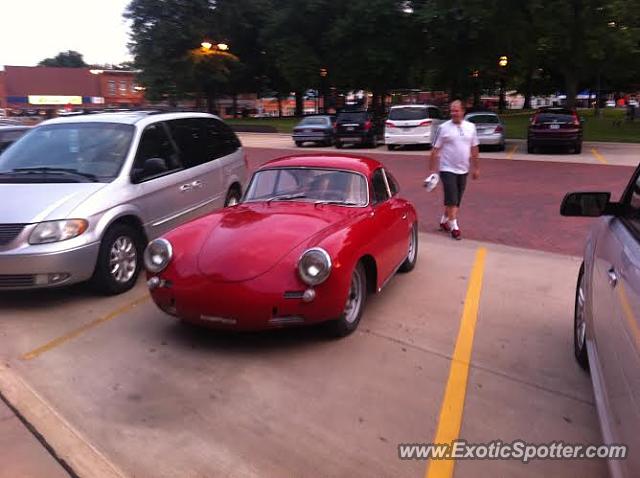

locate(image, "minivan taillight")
[[364, 120, 372, 130], [572, 114, 580, 126], [385, 121, 396, 129], [418, 120, 432, 127]]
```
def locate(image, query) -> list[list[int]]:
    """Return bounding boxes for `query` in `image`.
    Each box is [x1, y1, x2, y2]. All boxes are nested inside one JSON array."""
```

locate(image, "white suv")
[[384, 104, 444, 150], [0, 111, 248, 294]]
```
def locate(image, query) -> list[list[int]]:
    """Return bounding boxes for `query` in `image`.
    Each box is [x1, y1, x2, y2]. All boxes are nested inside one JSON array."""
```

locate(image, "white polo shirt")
[[433, 119, 479, 174]]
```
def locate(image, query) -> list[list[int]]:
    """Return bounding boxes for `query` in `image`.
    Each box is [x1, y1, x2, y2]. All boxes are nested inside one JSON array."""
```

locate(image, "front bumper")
[[0, 241, 100, 289], [148, 265, 350, 331]]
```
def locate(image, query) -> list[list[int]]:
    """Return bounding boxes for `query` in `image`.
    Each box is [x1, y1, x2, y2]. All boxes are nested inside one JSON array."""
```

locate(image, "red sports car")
[[144, 154, 418, 336]]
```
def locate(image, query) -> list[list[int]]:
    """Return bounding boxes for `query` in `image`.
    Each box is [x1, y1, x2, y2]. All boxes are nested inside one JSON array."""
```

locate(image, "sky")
[[0, 0, 133, 68]]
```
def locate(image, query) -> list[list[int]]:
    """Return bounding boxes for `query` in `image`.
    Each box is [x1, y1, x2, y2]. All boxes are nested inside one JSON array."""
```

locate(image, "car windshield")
[[388, 107, 428, 121], [0, 123, 134, 182], [300, 117, 328, 125], [466, 114, 500, 124], [245, 168, 368, 206]]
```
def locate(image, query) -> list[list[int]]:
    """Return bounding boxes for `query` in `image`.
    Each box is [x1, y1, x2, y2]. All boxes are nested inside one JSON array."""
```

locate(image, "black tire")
[[574, 263, 589, 371], [387, 144, 396, 151], [574, 142, 582, 154], [90, 224, 143, 295], [399, 223, 418, 273], [335, 141, 343, 149], [328, 262, 367, 337], [498, 142, 506, 152], [224, 187, 241, 207], [370, 135, 378, 148], [295, 141, 303, 147], [527, 142, 535, 154]]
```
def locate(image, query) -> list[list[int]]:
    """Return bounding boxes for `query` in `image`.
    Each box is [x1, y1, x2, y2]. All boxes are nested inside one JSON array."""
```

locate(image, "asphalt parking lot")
[[1, 232, 607, 477]]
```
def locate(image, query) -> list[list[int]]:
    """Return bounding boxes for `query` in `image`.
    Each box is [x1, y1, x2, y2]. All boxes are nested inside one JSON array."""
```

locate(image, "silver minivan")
[[561, 162, 640, 477], [0, 111, 247, 294]]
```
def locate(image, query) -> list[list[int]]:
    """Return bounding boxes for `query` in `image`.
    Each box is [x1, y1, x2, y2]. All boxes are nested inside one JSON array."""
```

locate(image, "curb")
[[0, 362, 126, 478]]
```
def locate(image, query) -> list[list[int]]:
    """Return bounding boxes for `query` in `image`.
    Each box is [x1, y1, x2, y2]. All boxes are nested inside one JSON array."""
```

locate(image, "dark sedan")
[[527, 107, 583, 154], [292, 115, 335, 147]]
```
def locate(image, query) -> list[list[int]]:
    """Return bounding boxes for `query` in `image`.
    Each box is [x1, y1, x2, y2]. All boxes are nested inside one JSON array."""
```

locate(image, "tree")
[[125, 0, 236, 111], [38, 50, 88, 68]]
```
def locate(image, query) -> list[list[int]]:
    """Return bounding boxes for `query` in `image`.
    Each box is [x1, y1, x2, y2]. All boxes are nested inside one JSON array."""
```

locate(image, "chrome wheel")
[[344, 267, 364, 324], [407, 227, 417, 264], [575, 274, 586, 350], [109, 236, 137, 284]]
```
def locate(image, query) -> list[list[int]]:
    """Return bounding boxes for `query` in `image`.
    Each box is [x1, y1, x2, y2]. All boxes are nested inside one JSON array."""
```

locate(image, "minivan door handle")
[[608, 267, 618, 288], [179, 184, 192, 192]]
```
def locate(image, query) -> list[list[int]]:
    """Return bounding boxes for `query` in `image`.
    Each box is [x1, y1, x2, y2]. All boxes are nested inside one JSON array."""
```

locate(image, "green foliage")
[[38, 50, 88, 68]]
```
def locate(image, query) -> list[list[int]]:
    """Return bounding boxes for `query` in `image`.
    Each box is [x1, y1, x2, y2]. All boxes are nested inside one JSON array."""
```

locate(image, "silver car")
[[561, 164, 640, 477], [0, 111, 247, 294], [464, 111, 505, 151]]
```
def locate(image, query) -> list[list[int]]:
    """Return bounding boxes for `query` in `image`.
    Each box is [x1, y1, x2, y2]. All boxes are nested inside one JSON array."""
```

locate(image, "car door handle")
[[608, 267, 618, 287], [191, 180, 203, 189], [179, 184, 192, 192]]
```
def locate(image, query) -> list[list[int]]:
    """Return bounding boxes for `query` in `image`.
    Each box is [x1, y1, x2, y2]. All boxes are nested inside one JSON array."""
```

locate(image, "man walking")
[[428, 100, 479, 240]]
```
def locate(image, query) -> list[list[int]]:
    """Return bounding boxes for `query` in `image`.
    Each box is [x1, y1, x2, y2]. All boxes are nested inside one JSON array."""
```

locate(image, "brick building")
[[0, 66, 144, 116]]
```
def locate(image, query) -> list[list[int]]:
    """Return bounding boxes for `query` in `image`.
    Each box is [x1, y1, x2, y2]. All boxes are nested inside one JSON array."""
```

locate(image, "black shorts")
[[440, 171, 468, 207]]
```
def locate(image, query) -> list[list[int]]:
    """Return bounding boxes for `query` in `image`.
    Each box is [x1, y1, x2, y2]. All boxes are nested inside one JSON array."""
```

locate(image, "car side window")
[[203, 118, 241, 160], [385, 171, 399, 196], [372, 169, 390, 203], [166, 118, 208, 168], [132, 123, 182, 181]]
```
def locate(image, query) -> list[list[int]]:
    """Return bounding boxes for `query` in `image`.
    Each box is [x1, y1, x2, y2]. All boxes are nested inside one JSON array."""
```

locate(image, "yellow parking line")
[[506, 145, 518, 159], [591, 148, 608, 164], [21, 295, 150, 361], [426, 247, 487, 478]]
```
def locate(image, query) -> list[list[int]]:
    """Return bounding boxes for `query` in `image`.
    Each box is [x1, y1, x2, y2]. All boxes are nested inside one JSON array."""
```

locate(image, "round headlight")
[[144, 238, 173, 273], [298, 247, 332, 286]]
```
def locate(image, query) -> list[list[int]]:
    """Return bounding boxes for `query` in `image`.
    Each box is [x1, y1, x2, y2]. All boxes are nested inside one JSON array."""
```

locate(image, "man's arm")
[[429, 146, 440, 174], [470, 145, 479, 179]]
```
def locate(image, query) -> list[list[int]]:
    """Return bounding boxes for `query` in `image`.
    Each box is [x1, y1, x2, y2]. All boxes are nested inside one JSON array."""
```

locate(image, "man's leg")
[[440, 172, 459, 231]]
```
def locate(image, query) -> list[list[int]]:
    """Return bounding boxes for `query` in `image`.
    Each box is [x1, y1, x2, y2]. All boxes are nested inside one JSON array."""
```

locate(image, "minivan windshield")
[[388, 107, 429, 121], [0, 123, 134, 182]]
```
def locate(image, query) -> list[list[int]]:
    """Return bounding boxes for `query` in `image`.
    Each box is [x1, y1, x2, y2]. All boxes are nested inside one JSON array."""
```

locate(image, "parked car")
[[292, 115, 335, 147], [527, 107, 583, 154], [384, 104, 444, 150], [464, 111, 505, 151], [605, 100, 616, 108], [0, 125, 31, 153], [334, 110, 384, 148], [561, 162, 640, 477], [0, 111, 248, 294], [145, 154, 418, 336]]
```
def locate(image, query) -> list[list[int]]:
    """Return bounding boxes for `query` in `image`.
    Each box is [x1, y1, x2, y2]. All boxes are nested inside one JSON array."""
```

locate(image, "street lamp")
[[498, 55, 508, 112]]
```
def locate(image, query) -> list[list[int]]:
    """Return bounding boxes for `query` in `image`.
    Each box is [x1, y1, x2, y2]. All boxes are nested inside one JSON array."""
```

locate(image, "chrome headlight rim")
[[297, 247, 332, 286], [144, 238, 173, 274], [28, 219, 89, 245]]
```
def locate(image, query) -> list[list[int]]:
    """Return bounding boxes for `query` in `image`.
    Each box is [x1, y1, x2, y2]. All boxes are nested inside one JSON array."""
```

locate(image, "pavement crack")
[[363, 329, 594, 407], [0, 390, 78, 478]]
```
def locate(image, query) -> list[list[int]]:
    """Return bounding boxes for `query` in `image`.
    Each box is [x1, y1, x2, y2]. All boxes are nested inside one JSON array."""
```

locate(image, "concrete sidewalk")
[[0, 397, 69, 478]]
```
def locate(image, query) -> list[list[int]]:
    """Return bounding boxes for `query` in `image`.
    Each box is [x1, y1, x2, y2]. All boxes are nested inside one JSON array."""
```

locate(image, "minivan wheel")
[[574, 142, 582, 154], [224, 187, 241, 207], [91, 224, 143, 295], [574, 263, 589, 371]]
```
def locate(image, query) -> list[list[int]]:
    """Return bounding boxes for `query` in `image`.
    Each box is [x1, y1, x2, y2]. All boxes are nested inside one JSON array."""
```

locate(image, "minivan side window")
[[132, 123, 182, 181], [203, 118, 241, 160], [166, 118, 208, 168], [372, 169, 390, 203]]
